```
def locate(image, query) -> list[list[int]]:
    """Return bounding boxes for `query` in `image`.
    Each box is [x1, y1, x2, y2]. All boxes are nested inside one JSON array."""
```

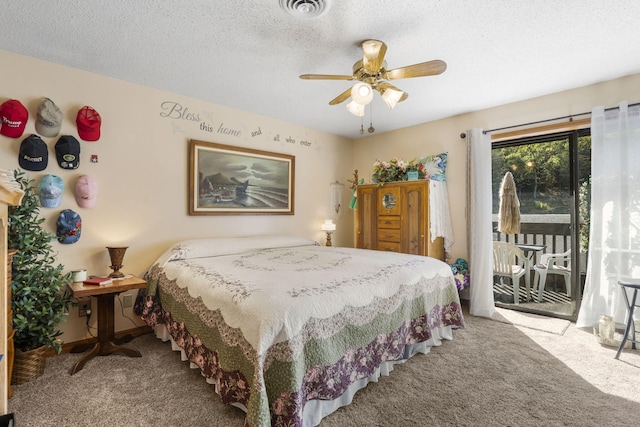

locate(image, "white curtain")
[[467, 129, 496, 317], [577, 102, 640, 328], [429, 180, 454, 256]]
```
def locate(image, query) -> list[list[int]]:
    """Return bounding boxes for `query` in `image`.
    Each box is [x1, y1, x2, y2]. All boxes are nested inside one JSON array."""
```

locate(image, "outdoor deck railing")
[[492, 221, 572, 267], [492, 219, 588, 297]]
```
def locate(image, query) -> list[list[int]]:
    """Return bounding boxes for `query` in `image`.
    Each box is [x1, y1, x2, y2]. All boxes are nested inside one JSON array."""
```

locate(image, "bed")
[[135, 235, 464, 427]]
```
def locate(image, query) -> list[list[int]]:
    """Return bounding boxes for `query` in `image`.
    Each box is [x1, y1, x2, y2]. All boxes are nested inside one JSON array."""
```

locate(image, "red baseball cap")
[[0, 99, 29, 138], [76, 106, 101, 141]]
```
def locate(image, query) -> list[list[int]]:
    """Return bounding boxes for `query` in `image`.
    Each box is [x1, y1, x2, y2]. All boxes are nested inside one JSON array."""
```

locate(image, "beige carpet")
[[493, 307, 571, 335], [8, 308, 640, 426]]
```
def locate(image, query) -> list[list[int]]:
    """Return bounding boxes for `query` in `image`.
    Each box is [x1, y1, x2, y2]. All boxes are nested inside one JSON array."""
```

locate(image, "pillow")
[[420, 152, 448, 182], [156, 235, 319, 267]]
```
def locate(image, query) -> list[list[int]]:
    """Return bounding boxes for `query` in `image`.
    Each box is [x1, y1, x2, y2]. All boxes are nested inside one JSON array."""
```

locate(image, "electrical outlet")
[[78, 301, 91, 317], [123, 294, 133, 308]]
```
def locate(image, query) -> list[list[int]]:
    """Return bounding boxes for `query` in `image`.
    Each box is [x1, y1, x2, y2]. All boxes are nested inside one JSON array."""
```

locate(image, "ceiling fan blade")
[[384, 59, 447, 80], [329, 87, 353, 105], [361, 39, 387, 74], [299, 74, 354, 80]]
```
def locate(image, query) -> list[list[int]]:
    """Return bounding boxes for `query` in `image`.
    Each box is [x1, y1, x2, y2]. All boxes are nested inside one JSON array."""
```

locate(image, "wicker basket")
[[11, 345, 47, 385]]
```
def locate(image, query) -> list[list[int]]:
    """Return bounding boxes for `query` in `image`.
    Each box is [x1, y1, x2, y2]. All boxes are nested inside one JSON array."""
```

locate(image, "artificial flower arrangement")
[[371, 157, 427, 183]]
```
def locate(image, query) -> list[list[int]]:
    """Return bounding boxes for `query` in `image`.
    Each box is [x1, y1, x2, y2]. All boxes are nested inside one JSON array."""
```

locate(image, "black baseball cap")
[[19, 134, 48, 171], [55, 135, 81, 170]]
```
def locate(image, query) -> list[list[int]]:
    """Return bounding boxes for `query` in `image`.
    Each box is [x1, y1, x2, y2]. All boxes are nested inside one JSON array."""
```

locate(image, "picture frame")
[[188, 140, 295, 215]]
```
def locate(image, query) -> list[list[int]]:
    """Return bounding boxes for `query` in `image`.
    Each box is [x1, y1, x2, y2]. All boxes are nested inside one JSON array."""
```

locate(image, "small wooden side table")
[[68, 275, 147, 374], [615, 279, 640, 360]]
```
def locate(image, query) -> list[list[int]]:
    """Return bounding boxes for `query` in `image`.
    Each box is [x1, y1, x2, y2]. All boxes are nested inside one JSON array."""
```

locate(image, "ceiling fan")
[[299, 39, 446, 116]]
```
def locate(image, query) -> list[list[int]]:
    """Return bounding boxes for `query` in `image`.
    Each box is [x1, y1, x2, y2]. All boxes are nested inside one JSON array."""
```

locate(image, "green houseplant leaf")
[[8, 170, 72, 354]]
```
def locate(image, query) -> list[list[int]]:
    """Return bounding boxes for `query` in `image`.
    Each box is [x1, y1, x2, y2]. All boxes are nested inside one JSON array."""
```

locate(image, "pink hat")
[[75, 175, 98, 208], [76, 106, 101, 141], [0, 99, 28, 138]]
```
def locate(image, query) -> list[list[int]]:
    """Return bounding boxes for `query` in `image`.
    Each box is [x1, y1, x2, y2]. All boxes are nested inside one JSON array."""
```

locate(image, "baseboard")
[[46, 325, 153, 357]]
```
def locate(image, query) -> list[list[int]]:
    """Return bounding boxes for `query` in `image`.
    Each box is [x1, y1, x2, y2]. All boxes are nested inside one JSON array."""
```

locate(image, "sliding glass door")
[[491, 130, 591, 320]]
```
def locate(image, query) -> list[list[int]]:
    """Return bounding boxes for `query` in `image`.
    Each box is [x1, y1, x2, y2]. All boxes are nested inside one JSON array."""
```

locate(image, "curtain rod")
[[481, 101, 640, 135]]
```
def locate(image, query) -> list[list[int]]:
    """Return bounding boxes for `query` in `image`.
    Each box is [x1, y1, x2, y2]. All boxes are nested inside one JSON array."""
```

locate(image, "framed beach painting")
[[188, 140, 295, 215]]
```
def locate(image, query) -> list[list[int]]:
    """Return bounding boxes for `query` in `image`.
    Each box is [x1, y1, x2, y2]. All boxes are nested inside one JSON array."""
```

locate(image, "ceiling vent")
[[279, 0, 331, 18]]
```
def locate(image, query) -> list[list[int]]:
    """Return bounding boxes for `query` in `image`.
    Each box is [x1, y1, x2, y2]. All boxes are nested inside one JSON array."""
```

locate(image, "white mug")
[[71, 269, 87, 282]]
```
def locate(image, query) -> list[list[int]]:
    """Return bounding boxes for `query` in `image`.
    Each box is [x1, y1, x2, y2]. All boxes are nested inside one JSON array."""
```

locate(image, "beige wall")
[[2, 46, 639, 345], [0, 50, 353, 343], [353, 73, 640, 263]]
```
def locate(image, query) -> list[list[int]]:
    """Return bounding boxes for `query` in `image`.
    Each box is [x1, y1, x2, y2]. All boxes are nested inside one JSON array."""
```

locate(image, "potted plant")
[[372, 157, 426, 183], [8, 170, 73, 384]]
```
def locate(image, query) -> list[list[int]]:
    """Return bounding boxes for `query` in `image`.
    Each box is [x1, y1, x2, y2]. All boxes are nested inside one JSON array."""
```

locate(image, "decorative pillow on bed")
[[158, 235, 319, 266], [419, 152, 448, 182]]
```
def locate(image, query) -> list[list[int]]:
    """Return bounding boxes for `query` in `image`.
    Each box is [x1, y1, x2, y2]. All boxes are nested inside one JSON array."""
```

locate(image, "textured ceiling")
[[2, 1, 640, 139]]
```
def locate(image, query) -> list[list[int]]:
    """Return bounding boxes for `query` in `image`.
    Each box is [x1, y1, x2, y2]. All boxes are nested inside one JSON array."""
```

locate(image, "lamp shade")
[[346, 100, 365, 117], [381, 87, 404, 109], [351, 82, 373, 105], [378, 82, 408, 110], [321, 219, 336, 232]]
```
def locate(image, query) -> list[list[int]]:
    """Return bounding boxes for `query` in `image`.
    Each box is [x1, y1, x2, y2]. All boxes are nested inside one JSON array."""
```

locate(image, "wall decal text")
[[217, 122, 241, 137], [200, 122, 215, 132], [160, 101, 314, 147], [160, 101, 201, 121]]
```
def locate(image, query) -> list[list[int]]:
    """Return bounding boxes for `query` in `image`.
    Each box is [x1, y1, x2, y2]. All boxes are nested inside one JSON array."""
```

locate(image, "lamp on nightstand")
[[106, 246, 128, 278], [321, 220, 336, 247]]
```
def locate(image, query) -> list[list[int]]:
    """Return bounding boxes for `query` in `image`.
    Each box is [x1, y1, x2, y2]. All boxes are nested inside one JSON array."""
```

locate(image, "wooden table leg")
[[71, 342, 101, 374], [71, 293, 141, 375]]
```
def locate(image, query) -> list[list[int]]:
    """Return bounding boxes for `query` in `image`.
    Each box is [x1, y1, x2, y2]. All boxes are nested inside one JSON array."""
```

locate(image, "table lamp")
[[106, 246, 128, 278], [321, 220, 336, 247]]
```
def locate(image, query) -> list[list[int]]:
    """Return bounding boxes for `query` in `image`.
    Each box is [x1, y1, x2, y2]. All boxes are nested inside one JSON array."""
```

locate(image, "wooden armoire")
[[355, 181, 445, 261]]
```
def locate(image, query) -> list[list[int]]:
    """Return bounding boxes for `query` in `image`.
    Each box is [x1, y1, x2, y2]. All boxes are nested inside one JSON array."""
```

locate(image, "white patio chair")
[[493, 241, 530, 304], [533, 249, 571, 302]]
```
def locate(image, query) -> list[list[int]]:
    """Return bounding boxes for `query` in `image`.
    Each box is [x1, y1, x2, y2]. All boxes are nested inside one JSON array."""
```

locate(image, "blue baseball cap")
[[39, 174, 64, 208], [56, 209, 82, 244]]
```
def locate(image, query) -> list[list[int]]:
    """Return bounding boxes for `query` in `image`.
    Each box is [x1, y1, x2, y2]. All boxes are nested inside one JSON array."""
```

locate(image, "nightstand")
[[68, 275, 147, 374]]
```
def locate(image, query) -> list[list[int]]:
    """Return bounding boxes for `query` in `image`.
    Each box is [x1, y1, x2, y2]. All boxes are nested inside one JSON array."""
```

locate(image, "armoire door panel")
[[356, 187, 376, 250], [403, 186, 426, 255]]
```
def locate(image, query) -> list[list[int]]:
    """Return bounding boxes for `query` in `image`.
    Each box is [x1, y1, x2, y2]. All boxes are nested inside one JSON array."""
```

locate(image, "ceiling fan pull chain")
[[368, 103, 375, 133]]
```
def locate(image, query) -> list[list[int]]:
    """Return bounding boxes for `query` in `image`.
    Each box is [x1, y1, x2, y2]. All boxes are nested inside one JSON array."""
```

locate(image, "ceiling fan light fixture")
[[346, 101, 365, 117], [279, 0, 331, 18], [380, 87, 404, 109], [300, 39, 446, 122], [351, 82, 373, 105]]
